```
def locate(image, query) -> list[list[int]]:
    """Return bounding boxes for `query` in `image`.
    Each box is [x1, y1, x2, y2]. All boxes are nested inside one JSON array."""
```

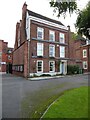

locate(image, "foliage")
[[40, 74, 51, 77], [67, 65, 80, 74], [75, 1, 90, 39], [43, 86, 88, 118], [49, 0, 78, 17]]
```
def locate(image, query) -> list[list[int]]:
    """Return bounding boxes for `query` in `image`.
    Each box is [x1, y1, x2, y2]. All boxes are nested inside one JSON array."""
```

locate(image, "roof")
[[27, 9, 64, 26], [76, 35, 86, 41]]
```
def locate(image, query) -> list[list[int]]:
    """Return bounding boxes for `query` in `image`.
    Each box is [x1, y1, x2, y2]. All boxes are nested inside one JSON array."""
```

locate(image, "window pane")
[[60, 33, 65, 43], [37, 61, 43, 72], [83, 61, 87, 69], [37, 43, 43, 56], [60, 46, 65, 58], [83, 49, 87, 58], [49, 61, 55, 72], [37, 27, 43, 39], [49, 31, 55, 41], [49, 45, 55, 57]]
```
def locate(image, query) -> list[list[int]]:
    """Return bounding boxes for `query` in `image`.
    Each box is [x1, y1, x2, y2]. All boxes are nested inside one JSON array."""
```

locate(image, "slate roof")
[[27, 9, 64, 26]]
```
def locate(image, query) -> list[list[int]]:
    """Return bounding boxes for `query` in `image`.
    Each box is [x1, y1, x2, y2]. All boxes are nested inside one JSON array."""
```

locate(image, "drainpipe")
[[27, 17, 31, 78]]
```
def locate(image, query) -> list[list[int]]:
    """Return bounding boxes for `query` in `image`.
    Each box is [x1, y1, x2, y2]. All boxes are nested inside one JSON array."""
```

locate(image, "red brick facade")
[[0, 40, 13, 73], [13, 3, 90, 77], [13, 3, 69, 77]]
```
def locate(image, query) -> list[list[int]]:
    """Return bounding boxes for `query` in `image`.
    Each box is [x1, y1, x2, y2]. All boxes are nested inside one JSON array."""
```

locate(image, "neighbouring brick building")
[[13, 3, 70, 77], [68, 28, 90, 73], [0, 40, 13, 73], [81, 43, 90, 73]]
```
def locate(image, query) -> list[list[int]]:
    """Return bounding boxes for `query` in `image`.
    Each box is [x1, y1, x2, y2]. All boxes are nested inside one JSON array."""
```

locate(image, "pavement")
[[2, 73, 89, 119]]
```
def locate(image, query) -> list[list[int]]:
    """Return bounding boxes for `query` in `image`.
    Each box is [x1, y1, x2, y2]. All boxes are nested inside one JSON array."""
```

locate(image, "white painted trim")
[[36, 60, 43, 73], [83, 49, 87, 58], [49, 61, 55, 72], [37, 27, 44, 40], [30, 72, 62, 77], [26, 12, 30, 41], [37, 43, 44, 56], [59, 60, 67, 74], [60, 46, 65, 58], [0, 72, 6, 74], [49, 30, 55, 41], [59, 32, 65, 43], [49, 44, 55, 57], [83, 61, 88, 69], [29, 15, 68, 30]]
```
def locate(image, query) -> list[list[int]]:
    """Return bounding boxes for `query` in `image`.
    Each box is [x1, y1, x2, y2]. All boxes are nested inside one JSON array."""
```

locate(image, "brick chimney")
[[67, 25, 70, 31], [22, 2, 27, 19]]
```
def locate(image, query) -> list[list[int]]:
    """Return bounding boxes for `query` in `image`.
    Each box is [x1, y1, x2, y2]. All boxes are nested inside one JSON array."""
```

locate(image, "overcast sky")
[[0, 0, 89, 47]]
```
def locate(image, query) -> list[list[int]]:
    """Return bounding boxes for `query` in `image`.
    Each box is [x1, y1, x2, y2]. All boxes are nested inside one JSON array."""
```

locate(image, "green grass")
[[43, 86, 88, 118]]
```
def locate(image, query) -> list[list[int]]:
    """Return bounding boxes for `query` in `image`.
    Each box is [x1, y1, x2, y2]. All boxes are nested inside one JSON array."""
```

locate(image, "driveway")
[[2, 74, 88, 119]]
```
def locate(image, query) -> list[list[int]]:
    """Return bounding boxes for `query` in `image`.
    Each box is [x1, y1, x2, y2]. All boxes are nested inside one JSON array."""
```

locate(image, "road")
[[2, 74, 88, 119]]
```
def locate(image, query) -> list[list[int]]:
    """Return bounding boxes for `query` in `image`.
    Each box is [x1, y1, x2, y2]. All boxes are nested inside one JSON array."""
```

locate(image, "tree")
[[49, 0, 78, 17], [75, 1, 90, 39]]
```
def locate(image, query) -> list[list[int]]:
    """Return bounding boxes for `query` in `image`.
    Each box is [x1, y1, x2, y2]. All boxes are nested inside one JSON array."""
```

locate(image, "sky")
[[0, 0, 89, 47]]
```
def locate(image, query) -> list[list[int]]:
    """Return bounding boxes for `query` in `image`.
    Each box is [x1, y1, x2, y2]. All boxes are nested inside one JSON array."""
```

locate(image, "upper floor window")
[[49, 30, 55, 41], [8, 55, 11, 60], [37, 27, 44, 39], [83, 61, 87, 69], [49, 44, 55, 57], [8, 50, 12, 54], [37, 43, 43, 56], [60, 46, 65, 58], [83, 49, 87, 58], [59, 33, 65, 43]]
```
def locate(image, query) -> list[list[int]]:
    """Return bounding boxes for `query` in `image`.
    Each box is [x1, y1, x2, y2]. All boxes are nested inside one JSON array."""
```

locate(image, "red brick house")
[[68, 27, 90, 73], [13, 3, 70, 77], [0, 40, 13, 73], [81, 43, 90, 73]]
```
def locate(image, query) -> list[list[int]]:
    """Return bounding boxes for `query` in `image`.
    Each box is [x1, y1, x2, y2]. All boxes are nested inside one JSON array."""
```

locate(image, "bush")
[[67, 65, 80, 75], [40, 74, 51, 77]]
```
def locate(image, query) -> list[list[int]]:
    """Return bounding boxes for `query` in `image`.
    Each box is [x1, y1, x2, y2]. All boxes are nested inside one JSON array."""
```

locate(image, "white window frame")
[[49, 30, 55, 41], [83, 49, 87, 58], [37, 60, 43, 73], [18, 30, 20, 47], [49, 61, 55, 72], [60, 46, 65, 58], [8, 55, 11, 60], [83, 61, 87, 69], [37, 27, 44, 39], [59, 33, 65, 43], [37, 43, 43, 56], [49, 44, 55, 57]]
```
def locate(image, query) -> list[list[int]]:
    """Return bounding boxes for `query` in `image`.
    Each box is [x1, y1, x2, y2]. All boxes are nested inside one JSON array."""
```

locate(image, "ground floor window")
[[37, 60, 43, 72], [83, 61, 87, 69], [49, 61, 55, 72]]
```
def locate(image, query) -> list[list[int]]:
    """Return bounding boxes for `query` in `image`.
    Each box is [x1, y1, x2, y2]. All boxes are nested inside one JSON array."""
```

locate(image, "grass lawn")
[[43, 86, 88, 118]]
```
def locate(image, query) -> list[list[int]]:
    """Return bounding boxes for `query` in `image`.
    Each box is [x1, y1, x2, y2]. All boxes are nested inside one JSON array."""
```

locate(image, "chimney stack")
[[67, 25, 70, 31], [22, 2, 27, 18]]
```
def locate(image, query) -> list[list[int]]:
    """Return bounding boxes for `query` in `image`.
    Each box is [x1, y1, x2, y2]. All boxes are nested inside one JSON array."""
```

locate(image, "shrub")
[[67, 65, 80, 75]]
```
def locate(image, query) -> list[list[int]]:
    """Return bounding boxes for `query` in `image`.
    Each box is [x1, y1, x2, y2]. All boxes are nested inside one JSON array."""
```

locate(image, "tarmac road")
[[2, 74, 88, 119]]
